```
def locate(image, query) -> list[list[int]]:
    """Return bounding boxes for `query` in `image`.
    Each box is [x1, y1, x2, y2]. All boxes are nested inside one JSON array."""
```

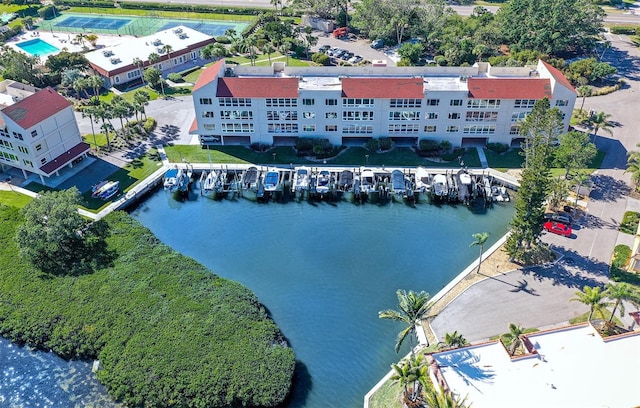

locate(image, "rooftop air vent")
[[152, 39, 162, 46], [179, 33, 188, 39]]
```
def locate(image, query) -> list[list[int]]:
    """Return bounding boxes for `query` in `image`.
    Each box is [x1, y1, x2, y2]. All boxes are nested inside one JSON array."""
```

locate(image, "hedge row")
[[610, 25, 639, 35], [0, 207, 295, 407]]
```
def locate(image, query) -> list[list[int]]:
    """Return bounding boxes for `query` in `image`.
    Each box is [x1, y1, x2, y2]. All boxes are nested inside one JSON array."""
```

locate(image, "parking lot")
[[311, 31, 397, 67]]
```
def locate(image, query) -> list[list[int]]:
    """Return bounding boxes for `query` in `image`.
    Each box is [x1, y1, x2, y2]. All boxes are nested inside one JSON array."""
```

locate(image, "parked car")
[[342, 52, 354, 60], [319, 45, 331, 52], [544, 221, 572, 237], [370, 39, 384, 49], [349, 55, 363, 64], [544, 212, 573, 225]]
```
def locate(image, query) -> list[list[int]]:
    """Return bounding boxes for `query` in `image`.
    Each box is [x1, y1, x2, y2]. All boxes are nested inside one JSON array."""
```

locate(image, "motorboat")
[[338, 170, 354, 191], [432, 174, 447, 198], [415, 167, 431, 193], [457, 169, 472, 203], [316, 170, 331, 194], [96, 181, 119, 200], [293, 167, 310, 192], [202, 171, 217, 192], [242, 166, 258, 190], [163, 167, 183, 192], [264, 169, 280, 192], [91, 180, 109, 198], [360, 169, 375, 193], [391, 170, 406, 195]]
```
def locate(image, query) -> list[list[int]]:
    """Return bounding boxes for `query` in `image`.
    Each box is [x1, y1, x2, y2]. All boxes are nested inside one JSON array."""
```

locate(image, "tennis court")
[[37, 13, 247, 38]]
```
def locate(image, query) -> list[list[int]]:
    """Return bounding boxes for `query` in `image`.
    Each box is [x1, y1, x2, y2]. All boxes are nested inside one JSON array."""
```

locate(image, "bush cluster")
[[0, 208, 295, 407], [417, 139, 451, 158], [441, 147, 465, 162], [619, 211, 640, 235], [487, 142, 510, 153], [295, 138, 341, 159], [143, 117, 156, 133], [311, 52, 331, 66], [610, 25, 639, 35]]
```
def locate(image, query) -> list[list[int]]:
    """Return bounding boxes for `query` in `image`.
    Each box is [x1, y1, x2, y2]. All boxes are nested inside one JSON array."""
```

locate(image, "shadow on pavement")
[[520, 248, 608, 290], [590, 173, 631, 201]]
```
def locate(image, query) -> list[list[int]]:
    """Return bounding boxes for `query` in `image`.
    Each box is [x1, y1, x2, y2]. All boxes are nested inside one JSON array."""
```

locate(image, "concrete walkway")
[[476, 146, 488, 168]]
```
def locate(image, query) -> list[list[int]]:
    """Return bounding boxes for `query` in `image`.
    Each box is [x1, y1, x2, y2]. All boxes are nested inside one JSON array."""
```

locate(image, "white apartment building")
[[0, 82, 89, 184], [85, 25, 215, 88], [190, 59, 576, 147]]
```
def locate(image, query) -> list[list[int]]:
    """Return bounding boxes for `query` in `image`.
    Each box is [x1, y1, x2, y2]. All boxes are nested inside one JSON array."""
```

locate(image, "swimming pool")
[[16, 38, 59, 57]]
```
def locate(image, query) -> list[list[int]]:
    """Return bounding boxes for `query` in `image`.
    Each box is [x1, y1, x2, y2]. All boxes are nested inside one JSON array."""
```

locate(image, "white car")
[[349, 55, 363, 64]]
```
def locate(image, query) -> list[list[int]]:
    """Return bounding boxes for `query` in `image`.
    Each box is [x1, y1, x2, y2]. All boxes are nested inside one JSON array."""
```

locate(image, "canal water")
[[0, 192, 513, 407]]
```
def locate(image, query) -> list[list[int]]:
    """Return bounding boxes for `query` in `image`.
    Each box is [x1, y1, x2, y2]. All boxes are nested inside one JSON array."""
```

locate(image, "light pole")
[[272, 152, 277, 163], [365, 154, 369, 166]]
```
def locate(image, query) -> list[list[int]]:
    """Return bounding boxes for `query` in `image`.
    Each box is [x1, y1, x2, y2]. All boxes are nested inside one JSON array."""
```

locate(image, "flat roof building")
[[85, 25, 215, 88], [0, 81, 89, 184], [190, 59, 576, 147]]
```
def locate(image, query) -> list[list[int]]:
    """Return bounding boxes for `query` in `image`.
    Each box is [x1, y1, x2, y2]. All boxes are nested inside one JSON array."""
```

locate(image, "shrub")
[[215, 36, 231, 44], [312, 53, 331, 66], [417, 139, 440, 157], [166, 72, 183, 82], [439, 140, 452, 151], [365, 138, 380, 152], [612, 244, 631, 269], [487, 142, 510, 153], [441, 147, 465, 162], [591, 79, 625, 96], [295, 138, 314, 156], [250, 142, 270, 152], [379, 137, 394, 151], [610, 26, 638, 35], [143, 117, 156, 133], [620, 211, 640, 235]]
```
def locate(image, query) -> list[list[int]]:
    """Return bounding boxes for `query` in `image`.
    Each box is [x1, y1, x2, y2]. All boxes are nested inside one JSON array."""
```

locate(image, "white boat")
[[242, 167, 258, 190], [360, 169, 375, 193], [415, 167, 431, 193], [163, 168, 183, 192], [91, 180, 109, 198], [293, 167, 310, 191], [96, 181, 119, 200], [432, 174, 447, 197], [202, 171, 217, 192], [264, 169, 280, 192], [316, 170, 331, 194], [391, 170, 406, 195]]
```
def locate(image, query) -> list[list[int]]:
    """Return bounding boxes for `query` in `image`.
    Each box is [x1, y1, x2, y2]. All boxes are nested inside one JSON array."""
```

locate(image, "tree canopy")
[[15, 188, 110, 275], [553, 131, 597, 178]]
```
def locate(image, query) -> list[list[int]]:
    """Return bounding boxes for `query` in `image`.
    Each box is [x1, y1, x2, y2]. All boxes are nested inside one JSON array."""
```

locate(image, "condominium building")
[[190, 59, 576, 147], [0, 82, 89, 184], [85, 25, 215, 88]]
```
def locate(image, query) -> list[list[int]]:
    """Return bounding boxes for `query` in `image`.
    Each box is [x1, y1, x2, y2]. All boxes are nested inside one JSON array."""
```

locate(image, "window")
[[424, 125, 436, 132], [343, 111, 374, 121], [325, 112, 338, 119], [465, 111, 499, 122], [390, 99, 422, 108], [389, 111, 420, 121], [0, 140, 13, 150], [303, 112, 316, 119], [190, 52, 197, 60], [220, 110, 253, 120], [302, 98, 315, 106], [40, 157, 47, 165], [30, 130, 38, 138], [450, 99, 463, 106], [18, 146, 28, 154], [220, 98, 251, 107], [446, 126, 459, 133], [0, 129, 9, 138], [266, 111, 297, 121], [448, 113, 460, 120], [127, 70, 141, 79], [268, 123, 298, 133], [467, 99, 500, 109], [303, 125, 316, 132], [555, 100, 569, 107], [12, 132, 23, 141], [325, 125, 338, 132], [202, 111, 215, 118], [509, 125, 520, 135], [463, 125, 496, 134], [325, 99, 338, 106], [0, 152, 17, 162], [425, 99, 440, 106], [199, 98, 212, 105], [221, 123, 254, 133], [35, 144, 42, 151], [514, 99, 536, 108], [266, 98, 297, 107], [115, 77, 120, 84], [426, 112, 438, 120], [511, 112, 527, 122], [342, 98, 374, 107], [203, 124, 216, 130], [23, 159, 33, 167], [342, 125, 373, 134], [388, 124, 419, 133], [158, 63, 162, 70]]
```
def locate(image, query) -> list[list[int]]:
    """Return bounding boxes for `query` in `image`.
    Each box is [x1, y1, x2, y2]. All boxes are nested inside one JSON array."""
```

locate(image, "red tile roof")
[[467, 78, 552, 99], [341, 78, 424, 98], [217, 77, 299, 98], [188, 117, 198, 134], [40, 142, 91, 175], [2, 87, 71, 130], [540, 60, 576, 93], [193, 59, 225, 92]]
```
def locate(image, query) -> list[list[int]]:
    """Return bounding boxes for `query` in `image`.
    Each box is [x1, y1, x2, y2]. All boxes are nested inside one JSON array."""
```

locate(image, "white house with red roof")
[[190, 59, 576, 147], [0, 85, 89, 184]]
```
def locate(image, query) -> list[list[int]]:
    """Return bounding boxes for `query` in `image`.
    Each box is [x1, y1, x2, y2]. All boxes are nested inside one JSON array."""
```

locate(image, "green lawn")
[[0, 190, 33, 209], [24, 149, 163, 212], [226, 53, 311, 67], [569, 310, 623, 325], [369, 379, 402, 408], [99, 86, 160, 104]]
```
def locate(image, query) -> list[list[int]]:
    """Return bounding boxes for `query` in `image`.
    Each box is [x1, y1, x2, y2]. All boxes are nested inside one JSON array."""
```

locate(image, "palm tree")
[[94, 102, 114, 148], [502, 323, 524, 356], [605, 282, 640, 324], [270, 0, 282, 13], [576, 85, 591, 114], [625, 148, 640, 191], [262, 44, 275, 64], [379, 289, 433, 354], [470, 232, 489, 274], [81, 104, 99, 152], [571, 285, 610, 322], [132, 90, 150, 121], [132, 57, 145, 85], [161, 44, 174, 70], [72, 77, 90, 99], [587, 111, 613, 144], [147, 53, 165, 96], [302, 26, 318, 58], [439, 331, 468, 350], [87, 75, 104, 100], [423, 385, 469, 408], [390, 354, 428, 405]]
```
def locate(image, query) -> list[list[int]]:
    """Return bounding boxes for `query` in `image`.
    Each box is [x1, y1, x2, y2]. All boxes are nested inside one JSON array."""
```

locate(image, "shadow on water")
[[279, 360, 312, 408]]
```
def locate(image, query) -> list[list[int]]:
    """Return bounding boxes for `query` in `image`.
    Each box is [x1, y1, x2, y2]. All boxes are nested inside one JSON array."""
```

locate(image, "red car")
[[544, 221, 572, 237]]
